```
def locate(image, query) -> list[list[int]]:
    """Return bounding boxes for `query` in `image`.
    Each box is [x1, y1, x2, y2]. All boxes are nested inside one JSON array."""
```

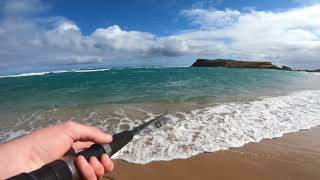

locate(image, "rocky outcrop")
[[281, 66, 293, 71], [191, 59, 283, 70], [305, 69, 320, 72]]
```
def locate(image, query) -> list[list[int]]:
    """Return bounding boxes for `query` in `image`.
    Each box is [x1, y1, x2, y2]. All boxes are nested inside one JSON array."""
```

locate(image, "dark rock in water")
[[191, 59, 282, 70], [281, 66, 293, 71], [305, 69, 320, 72]]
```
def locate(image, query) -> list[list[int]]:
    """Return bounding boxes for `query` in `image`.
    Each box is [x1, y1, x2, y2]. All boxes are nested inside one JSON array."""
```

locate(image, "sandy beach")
[[106, 127, 320, 180]]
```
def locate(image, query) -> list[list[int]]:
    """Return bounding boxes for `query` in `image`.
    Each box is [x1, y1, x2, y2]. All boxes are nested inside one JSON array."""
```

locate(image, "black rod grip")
[[76, 144, 106, 160], [30, 160, 72, 180], [76, 130, 134, 159], [7, 160, 72, 180]]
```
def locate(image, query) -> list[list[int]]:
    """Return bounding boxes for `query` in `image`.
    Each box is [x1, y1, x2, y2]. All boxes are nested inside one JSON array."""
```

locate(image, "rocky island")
[[306, 69, 320, 72], [191, 59, 292, 71]]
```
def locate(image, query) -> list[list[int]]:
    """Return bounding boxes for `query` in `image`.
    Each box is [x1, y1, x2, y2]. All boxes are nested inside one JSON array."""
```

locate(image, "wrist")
[[0, 137, 43, 179]]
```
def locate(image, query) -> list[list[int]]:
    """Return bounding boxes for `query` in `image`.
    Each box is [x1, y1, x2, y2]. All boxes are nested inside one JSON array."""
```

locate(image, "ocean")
[[0, 67, 320, 164]]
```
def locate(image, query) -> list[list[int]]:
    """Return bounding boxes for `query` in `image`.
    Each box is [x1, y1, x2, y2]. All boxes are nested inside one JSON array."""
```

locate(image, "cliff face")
[[191, 59, 283, 70]]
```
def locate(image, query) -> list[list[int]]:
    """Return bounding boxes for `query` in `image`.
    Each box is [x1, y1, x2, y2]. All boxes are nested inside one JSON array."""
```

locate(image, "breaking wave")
[[113, 90, 320, 164], [0, 68, 110, 78], [1, 90, 319, 164]]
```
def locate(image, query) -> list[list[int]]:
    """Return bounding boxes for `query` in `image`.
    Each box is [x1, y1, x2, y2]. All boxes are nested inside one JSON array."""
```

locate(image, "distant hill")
[[305, 69, 320, 72], [191, 59, 292, 71]]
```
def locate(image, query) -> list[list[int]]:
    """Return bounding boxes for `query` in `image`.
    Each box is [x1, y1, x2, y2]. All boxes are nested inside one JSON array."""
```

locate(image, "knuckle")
[[63, 121, 81, 142], [64, 121, 76, 130]]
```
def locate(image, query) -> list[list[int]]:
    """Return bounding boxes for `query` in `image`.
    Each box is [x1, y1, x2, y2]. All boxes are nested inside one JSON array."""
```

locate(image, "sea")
[[0, 67, 320, 164]]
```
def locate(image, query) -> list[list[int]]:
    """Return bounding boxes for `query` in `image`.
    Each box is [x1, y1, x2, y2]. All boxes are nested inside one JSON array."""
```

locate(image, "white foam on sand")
[[113, 90, 320, 164]]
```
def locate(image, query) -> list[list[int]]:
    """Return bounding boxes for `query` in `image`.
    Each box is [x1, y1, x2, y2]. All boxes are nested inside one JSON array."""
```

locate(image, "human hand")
[[0, 121, 114, 180]]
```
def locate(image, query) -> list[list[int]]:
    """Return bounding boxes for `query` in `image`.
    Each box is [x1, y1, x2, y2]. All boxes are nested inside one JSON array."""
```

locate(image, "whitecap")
[[113, 90, 320, 164]]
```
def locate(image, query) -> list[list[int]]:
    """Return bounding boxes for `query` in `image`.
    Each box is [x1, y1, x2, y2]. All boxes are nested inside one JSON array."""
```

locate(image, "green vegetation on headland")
[[191, 59, 320, 72]]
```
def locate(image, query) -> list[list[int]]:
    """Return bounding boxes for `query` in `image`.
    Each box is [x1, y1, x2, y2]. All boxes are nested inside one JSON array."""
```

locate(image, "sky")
[[0, 0, 320, 74]]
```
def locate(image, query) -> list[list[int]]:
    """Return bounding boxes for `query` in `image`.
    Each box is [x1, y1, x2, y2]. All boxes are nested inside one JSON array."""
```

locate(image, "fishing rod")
[[9, 113, 167, 180]]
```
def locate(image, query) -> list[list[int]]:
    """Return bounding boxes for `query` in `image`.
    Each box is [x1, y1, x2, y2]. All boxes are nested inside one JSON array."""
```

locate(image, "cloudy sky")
[[0, 0, 320, 74]]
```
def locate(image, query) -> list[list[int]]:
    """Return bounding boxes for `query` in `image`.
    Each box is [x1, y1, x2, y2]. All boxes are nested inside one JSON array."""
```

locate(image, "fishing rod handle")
[[7, 131, 134, 180], [76, 130, 134, 158]]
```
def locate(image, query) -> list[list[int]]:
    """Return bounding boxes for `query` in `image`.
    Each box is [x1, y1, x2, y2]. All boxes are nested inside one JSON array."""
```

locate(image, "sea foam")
[[113, 90, 320, 164], [0, 68, 110, 78], [0, 90, 319, 164], [0, 72, 50, 78]]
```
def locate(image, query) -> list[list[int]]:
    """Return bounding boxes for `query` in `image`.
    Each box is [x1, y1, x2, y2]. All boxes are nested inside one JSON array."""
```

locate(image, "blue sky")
[[46, 0, 297, 36], [0, 0, 320, 74]]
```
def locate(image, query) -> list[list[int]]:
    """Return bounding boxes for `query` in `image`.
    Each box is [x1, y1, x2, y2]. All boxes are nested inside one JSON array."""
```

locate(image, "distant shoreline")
[[191, 58, 320, 72], [1, 62, 319, 79]]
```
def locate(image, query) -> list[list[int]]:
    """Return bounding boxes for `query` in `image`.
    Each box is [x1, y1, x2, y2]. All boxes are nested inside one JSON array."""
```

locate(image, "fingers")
[[101, 154, 114, 173], [89, 157, 104, 179], [63, 121, 112, 144], [75, 156, 97, 180], [75, 155, 114, 180], [73, 141, 94, 151]]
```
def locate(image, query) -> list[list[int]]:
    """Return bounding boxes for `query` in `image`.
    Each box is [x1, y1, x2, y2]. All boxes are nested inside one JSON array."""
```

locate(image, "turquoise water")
[[0, 67, 313, 112], [1, 67, 320, 163]]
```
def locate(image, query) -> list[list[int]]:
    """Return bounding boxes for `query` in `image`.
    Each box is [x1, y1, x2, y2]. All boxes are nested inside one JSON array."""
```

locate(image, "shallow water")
[[0, 67, 320, 163]]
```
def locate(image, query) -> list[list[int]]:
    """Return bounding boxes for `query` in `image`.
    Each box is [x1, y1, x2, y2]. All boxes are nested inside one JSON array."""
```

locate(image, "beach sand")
[[105, 127, 320, 180]]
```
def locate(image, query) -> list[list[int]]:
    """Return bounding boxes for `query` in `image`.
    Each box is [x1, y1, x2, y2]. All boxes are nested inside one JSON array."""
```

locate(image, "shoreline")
[[106, 127, 320, 180]]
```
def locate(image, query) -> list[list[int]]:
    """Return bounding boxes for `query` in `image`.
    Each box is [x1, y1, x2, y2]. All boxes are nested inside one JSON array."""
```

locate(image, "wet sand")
[[105, 127, 320, 180]]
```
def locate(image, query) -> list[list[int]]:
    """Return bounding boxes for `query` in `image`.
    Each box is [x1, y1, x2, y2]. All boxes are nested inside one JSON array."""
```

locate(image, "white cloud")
[[1, 0, 320, 72], [0, 0, 191, 72], [92, 25, 156, 55], [91, 25, 190, 57], [177, 5, 320, 68], [181, 8, 241, 29]]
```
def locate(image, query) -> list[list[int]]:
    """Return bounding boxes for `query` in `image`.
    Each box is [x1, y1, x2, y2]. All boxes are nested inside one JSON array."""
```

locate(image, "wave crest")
[[113, 90, 320, 164]]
